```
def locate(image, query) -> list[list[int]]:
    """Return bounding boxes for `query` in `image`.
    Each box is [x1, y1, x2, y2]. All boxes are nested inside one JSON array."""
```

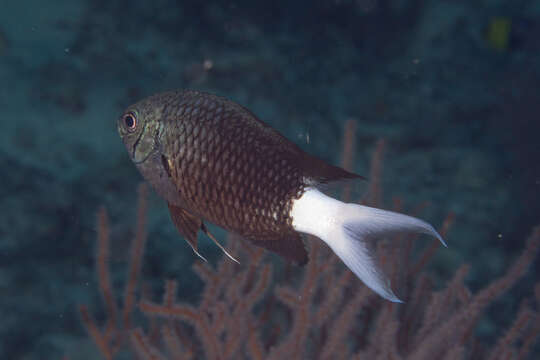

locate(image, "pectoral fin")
[[167, 203, 207, 262]]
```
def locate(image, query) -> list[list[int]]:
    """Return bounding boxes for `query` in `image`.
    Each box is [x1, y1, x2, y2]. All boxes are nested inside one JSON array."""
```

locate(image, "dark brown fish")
[[118, 89, 445, 302]]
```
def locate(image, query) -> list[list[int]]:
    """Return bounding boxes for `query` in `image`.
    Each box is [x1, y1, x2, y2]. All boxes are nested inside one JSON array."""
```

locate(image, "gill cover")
[[117, 106, 184, 207]]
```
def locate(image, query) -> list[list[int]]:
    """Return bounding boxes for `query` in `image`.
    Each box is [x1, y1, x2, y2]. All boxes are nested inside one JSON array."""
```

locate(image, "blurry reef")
[[0, 0, 539, 359], [79, 180, 540, 359]]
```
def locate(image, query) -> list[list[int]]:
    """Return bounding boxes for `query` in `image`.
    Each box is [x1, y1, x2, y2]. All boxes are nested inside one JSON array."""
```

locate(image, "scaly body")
[[158, 90, 306, 240], [118, 89, 445, 302]]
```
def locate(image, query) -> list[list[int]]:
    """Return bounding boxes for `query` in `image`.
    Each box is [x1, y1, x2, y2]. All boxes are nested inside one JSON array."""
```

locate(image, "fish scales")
[[146, 90, 305, 241], [118, 89, 445, 302]]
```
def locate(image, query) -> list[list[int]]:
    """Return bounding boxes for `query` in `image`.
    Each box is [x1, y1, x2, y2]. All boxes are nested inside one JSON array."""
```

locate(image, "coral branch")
[[96, 207, 118, 340], [123, 183, 148, 330], [410, 226, 540, 359], [130, 328, 167, 360], [79, 305, 113, 360], [363, 139, 386, 207], [341, 118, 357, 202], [79, 140, 540, 360]]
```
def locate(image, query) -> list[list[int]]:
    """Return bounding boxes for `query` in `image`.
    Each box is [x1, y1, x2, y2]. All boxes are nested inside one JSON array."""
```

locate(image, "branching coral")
[[77, 120, 540, 360]]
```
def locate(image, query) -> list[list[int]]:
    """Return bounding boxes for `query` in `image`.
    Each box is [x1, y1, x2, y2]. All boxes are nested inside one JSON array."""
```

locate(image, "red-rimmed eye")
[[123, 113, 137, 131]]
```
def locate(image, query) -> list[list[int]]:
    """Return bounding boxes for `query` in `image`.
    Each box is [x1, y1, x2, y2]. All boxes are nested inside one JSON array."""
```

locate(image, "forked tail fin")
[[291, 187, 445, 302]]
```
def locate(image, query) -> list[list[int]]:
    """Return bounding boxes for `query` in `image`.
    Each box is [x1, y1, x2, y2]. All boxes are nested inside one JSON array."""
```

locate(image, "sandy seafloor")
[[0, 0, 539, 358]]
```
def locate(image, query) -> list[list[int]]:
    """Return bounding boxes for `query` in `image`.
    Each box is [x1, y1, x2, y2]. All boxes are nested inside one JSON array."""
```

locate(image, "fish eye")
[[123, 112, 137, 132]]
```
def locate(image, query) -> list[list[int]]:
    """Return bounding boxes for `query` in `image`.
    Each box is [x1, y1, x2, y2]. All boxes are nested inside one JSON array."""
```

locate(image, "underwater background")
[[0, 0, 539, 358]]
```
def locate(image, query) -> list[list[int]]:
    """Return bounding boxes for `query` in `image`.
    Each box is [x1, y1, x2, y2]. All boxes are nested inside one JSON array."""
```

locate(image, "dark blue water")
[[1, 0, 539, 358]]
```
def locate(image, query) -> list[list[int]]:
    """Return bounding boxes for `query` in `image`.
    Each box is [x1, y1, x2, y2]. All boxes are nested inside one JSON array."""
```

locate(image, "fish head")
[[117, 98, 164, 164], [117, 95, 184, 205]]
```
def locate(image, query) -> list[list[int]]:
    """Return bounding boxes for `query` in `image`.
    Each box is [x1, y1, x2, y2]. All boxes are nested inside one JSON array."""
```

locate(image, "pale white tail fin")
[[290, 187, 445, 302]]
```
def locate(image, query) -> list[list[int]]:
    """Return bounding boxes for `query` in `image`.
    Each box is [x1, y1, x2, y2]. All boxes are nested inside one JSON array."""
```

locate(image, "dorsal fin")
[[227, 97, 363, 185], [246, 234, 308, 265], [301, 153, 364, 184]]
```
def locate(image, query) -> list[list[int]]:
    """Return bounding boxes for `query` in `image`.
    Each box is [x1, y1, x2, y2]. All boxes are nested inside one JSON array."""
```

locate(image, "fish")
[[117, 89, 445, 302]]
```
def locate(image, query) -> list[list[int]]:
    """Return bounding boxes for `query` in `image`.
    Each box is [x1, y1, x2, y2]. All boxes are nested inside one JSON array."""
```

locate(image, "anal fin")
[[167, 203, 207, 262], [247, 233, 308, 266]]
